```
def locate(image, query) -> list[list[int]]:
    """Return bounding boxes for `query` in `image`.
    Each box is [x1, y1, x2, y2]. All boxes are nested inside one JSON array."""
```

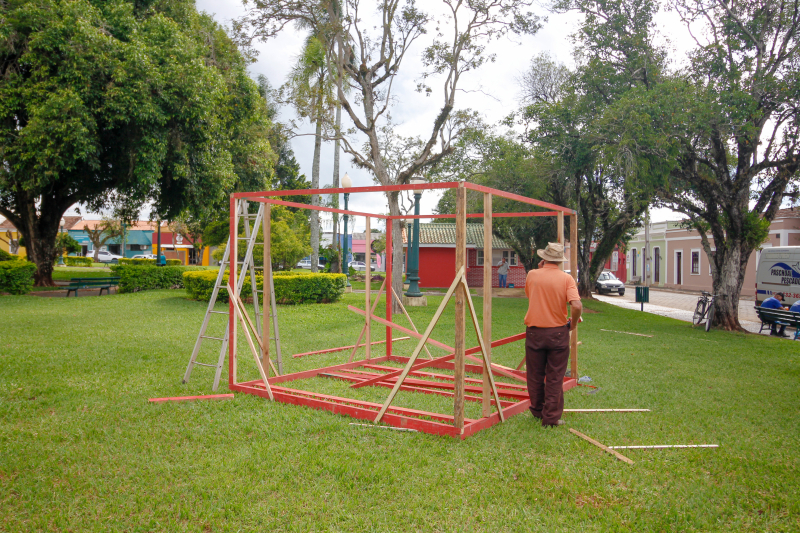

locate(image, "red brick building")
[[402, 223, 527, 288]]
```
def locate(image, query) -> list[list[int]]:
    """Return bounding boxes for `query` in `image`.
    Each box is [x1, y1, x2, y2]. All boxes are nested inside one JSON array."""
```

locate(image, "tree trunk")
[[709, 241, 750, 331], [13, 198, 62, 287], [310, 116, 322, 273], [387, 191, 403, 313], [329, 103, 342, 274]]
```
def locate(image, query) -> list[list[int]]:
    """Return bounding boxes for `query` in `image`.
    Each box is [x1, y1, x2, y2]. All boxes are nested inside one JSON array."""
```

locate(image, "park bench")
[[755, 307, 800, 340], [65, 277, 120, 297]]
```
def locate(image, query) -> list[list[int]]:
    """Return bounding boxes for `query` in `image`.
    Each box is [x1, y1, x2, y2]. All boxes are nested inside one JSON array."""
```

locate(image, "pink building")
[[626, 208, 800, 297]]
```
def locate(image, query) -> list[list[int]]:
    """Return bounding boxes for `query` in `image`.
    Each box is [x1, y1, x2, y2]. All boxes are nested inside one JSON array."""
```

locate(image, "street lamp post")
[[342, 173, 352, 290], [403, 178, 427, 306]]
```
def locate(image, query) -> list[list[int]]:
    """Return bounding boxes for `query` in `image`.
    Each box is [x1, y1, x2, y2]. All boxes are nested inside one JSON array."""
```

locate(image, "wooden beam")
[[462, 276, 504, 421], [608, 445, 718, 449], [365, 215, 371, 360], [149, 394, 234, 403], [569, 428, 634, 464], [374, 267, 464, 423], [349, 278, 386, 362], [557, 211, 565, 271], [229, 196, 237, 386], [482, 192, 492, 417], [391, 286, 433, 359], [569, 212, 579, 382], [230, 286, 274, 400], [262, 204, 271, 372], [386, 217, 393, 357], [563, 408, 650, 412], [454, 183, 467, 432], [293, 337, 409, 359], [231, 289, 279, 378], [347, 305, 454, 352]]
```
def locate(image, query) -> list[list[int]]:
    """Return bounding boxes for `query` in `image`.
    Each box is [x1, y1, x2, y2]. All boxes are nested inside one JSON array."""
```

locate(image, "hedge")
[[118, 258, 182, 266], [110, 265, 214, 293], [0, 260, 36, 294], [0, 249, 20, 261], [64, 256, 93, 267], [183, 270, 346, 304]]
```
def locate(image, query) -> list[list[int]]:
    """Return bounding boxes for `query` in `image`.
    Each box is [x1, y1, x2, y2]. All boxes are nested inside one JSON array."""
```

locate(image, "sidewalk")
[[594, 289, 764, 334]]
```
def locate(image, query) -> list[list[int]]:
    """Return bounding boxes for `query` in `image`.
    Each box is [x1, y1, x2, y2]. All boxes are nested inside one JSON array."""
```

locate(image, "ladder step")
[[193, 362, 220, 368], [208, 310, 227, 314], [200, 335, 225, 341]]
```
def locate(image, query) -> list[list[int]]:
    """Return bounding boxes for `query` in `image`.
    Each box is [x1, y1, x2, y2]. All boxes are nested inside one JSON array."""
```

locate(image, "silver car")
[[595, 271, 625, 295]]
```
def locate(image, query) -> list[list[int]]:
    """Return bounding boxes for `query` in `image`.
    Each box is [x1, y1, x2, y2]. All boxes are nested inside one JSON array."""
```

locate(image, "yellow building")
[[0, 219, 26, 258]]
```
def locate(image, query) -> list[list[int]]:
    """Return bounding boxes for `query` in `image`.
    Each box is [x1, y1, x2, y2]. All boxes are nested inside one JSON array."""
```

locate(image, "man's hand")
[[538, 260, 545, 269], [569, 300, 582, 331]]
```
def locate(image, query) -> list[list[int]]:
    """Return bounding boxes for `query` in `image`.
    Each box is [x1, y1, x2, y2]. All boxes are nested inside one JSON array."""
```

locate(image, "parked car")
[[296, 259, 326, 270], [349, 261, 376, 272], [132, 254, 156, 260], [595, 271, 625, 295], [95, 250, 122, 263]]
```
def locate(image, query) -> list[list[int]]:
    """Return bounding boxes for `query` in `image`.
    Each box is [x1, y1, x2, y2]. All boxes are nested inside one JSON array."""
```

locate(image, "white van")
[[756, 246, 800, 306]]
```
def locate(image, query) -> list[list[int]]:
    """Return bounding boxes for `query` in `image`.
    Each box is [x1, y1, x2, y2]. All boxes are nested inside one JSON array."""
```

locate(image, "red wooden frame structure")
[[226, 182, 579, 439]]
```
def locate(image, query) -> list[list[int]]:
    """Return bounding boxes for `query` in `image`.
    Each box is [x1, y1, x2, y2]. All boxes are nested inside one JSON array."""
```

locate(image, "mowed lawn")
[[1, 288, 798, 532]]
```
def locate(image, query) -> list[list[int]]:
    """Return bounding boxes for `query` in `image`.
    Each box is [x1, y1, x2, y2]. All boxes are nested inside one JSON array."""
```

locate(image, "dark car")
[[595, 271, 625, 295]]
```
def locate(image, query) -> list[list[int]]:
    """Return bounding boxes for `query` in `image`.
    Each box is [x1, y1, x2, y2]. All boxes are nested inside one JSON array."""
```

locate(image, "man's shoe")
[[543, 420, 565, 427], [780, 332, 791, 338], [770, 331, 778, 336]]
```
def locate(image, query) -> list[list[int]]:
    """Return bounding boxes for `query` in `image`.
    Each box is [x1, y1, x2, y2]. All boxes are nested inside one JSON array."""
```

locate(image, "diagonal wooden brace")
[[374, 267, 464, 423]]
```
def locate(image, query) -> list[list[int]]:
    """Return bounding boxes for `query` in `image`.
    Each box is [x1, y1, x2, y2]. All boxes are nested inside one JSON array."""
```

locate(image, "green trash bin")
[[635, 286, 649, 311]]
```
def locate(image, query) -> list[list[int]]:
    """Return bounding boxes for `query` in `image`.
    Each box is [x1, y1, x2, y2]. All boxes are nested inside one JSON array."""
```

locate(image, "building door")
[[676, 251, 682, 285], [654, 247, 660, 283], [632, 249, 637, 277]]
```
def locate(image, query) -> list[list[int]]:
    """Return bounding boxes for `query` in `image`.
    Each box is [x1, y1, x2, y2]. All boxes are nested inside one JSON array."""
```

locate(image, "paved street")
[[594, 288, 764, 334]]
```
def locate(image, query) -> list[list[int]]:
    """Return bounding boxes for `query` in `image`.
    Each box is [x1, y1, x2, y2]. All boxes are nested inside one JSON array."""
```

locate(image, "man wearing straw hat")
[[524, 242, 582, 427]]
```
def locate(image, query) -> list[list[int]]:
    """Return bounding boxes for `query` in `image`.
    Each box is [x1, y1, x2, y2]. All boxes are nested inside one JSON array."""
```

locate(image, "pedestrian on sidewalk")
[[497, 257, 509, 288], [523, 242, 582, 427]]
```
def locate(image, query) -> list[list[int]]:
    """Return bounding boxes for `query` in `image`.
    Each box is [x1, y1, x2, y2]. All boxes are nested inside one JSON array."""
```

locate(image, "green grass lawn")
[[1, 289, 798, 532]]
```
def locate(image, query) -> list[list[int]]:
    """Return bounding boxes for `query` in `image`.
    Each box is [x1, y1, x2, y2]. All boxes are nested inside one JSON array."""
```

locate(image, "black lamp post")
[[57, 217, 65, 266], [404, 179, 425, 297], [342, 172, 352, 287]]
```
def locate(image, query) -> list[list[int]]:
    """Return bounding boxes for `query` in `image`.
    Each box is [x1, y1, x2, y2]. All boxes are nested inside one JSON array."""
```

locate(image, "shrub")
[[111, 265, 213, 293], [0, 249, 20, 262], [183, 271, 346, 304], [0, 260, 36, 294], [119, 258, 155, 266], [166, 259, 182, 266], [64, 256, 93, 267]]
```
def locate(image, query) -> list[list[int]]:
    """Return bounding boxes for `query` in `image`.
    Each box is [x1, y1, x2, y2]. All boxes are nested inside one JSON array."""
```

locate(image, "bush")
[[111, 265, 213, 293], [167, 259, 181, 266], [0, 260, 36, 294], [0, 249, 20, 262], [119, 258, 155, 266], [184, 271, 346, 304], [64, 256, 93, 267]]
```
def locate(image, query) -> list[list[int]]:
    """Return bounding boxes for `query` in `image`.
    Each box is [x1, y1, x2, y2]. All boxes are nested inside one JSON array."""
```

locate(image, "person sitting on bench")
[[761, 292, 790, 337], [790, 299, 800, 313]]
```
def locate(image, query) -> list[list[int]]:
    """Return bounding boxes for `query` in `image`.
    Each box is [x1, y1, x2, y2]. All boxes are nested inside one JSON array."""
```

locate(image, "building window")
[[653, 247, 660, 283], [502, 250, 518, 266], [691, 250, 700, 274], [477, 250, 484, 266], [632, 249, 638, 277]]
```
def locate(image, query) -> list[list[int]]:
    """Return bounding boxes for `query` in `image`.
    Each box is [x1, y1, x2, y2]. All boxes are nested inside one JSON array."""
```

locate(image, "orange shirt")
[[524, 263, 580, 328]]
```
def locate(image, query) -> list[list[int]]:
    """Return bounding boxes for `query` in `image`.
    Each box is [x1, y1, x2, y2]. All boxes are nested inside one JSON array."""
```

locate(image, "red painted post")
[[386, 220, 393, 357], [229, 195, 236, 387]]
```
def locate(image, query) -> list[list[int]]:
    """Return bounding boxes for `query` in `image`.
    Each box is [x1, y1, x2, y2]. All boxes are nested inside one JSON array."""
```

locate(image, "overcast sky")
[[65, 0, 694, 227]]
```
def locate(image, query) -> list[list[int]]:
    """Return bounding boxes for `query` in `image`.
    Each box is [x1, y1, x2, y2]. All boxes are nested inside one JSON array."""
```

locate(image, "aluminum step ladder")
[[182, 200, 283, 390]]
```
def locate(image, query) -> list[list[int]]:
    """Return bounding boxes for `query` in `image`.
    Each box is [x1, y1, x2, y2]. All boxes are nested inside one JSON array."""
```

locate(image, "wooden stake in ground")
[[569, 428, 634, 464]]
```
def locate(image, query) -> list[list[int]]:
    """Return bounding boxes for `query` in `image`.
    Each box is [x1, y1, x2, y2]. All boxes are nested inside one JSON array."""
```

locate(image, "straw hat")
[[537, 242, 567, 262]]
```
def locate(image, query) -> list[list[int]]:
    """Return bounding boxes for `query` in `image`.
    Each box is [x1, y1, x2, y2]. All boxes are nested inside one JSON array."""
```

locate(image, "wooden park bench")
[[755, 307, 800, 340], [66, 277, 120, 297]]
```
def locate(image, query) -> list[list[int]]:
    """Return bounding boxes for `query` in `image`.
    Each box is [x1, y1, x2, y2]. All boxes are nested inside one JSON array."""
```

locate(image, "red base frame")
[[230, 355, 577, 439]]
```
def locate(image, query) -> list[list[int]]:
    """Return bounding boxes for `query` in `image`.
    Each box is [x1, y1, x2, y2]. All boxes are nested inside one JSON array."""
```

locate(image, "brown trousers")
[[525, 324, 570, 426]]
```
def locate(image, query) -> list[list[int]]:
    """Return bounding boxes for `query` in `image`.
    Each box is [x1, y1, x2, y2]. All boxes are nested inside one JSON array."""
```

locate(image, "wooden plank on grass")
[[454, 183, 467, 431], [600, 329, 654, 338], [569, 428, 634, 464], [608, 444, 718, 449], [149, 394, 234, 403], [564, 409, 650, 412], [482, 192, 492, 417]]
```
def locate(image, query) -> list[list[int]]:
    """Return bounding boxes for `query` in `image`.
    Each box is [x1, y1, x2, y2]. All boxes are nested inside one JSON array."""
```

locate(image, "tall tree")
[[0, 0, 274, 285], [236, 0, 542, 309], [521, 0, 670, 296], [283, 33, 335, 273], [654, 0, 800, 330]]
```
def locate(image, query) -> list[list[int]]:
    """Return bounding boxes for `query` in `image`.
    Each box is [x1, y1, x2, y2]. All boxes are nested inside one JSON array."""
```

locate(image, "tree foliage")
[[0, 0, 274, 285]]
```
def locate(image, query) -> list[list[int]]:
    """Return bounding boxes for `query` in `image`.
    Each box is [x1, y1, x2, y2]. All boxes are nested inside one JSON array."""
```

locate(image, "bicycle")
[[693, 291, 717, 332]]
